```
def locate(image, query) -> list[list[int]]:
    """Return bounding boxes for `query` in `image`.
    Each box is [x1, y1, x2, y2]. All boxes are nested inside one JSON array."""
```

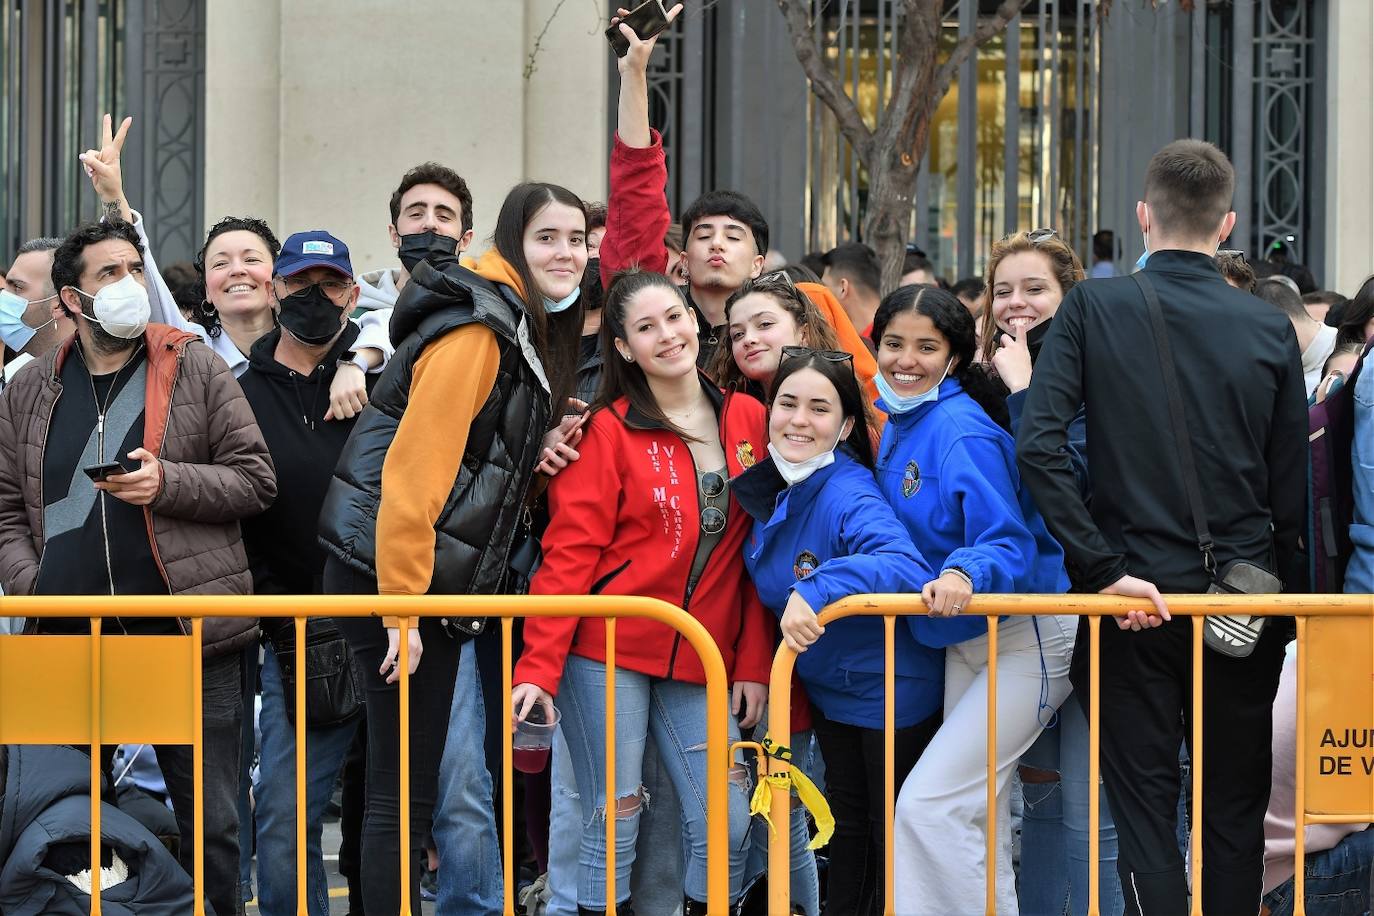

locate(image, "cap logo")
[[302, 241, 334, 255]]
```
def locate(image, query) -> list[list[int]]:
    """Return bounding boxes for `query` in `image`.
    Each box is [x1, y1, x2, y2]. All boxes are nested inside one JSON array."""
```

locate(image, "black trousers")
[[811, 709, 940, 916], [326, 556, 463, 914], [1071, 616, 1288, 916]]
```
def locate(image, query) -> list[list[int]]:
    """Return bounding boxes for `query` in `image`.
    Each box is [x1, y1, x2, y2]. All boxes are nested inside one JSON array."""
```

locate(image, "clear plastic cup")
[[513, 703, 561, 773]]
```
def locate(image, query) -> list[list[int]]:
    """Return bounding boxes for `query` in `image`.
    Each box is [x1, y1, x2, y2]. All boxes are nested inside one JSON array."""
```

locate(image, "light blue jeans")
[[253, 647, 360, 916], [557, 654, 752, 908], [433, 639, 503, 915], [1017, 693, 1123, 916], [547, 733, 693, 916]]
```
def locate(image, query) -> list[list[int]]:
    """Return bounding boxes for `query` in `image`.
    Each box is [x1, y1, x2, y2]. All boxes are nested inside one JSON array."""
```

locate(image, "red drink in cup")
[[513, 702, 560, 774]]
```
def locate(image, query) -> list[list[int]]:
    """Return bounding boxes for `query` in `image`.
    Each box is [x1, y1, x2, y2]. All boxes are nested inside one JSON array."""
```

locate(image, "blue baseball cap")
[[275, 230, 353, 278]]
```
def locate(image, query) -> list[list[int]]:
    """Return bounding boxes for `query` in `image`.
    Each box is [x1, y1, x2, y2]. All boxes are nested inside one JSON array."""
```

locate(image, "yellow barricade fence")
[[0, 594, 734, 916], [762, 593, 1374, 916]]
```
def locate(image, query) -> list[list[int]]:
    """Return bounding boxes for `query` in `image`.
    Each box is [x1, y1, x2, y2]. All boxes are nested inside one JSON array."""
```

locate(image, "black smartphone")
[[83, 460, 135, 482], [605, 0, 671, 58]]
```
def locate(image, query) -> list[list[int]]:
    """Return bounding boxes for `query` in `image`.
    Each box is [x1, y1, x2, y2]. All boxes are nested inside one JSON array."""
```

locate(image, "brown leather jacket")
[[0, 324, 277, 656]]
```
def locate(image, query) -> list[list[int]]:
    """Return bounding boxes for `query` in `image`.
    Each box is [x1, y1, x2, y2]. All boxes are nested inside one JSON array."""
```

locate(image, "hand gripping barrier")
[[760, 593, 1374, 916], [0, 594, 733, 916]]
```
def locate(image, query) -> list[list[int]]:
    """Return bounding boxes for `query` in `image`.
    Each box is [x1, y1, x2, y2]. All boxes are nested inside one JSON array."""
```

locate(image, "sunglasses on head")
[[699, 471, 727, 535], [1000, 228, 1061, 244], [780, 345, 854, 366], [1217, 248, 1248, 264], [753, 270, 796, 290]]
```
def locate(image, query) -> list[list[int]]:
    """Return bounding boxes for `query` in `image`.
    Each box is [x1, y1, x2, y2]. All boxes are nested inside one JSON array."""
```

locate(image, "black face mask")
[[397, 231, 459, 273], [279, 285, 345, 346], [1024, 316, 1054, 365]]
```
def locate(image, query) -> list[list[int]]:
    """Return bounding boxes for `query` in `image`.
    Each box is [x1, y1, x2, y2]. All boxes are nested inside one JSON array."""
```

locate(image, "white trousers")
[[894, 615, 1077, 916]]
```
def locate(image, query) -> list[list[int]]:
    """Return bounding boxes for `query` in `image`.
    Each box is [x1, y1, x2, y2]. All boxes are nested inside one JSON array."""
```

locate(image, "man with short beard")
[[0, 219, 277, 916]]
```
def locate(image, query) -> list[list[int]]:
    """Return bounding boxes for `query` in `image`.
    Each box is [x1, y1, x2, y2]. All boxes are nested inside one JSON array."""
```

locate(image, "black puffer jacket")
[[0, 745, 193, 914], [318, 256, 552, 624]]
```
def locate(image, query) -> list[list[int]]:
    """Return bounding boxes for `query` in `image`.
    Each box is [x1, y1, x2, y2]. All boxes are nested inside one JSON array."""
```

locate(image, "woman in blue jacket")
[[735, 347, 943, 916], [872, 286, 1077, 914]]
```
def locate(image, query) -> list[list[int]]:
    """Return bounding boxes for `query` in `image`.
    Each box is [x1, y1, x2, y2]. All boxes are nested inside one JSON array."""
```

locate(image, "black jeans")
[[326, 557, 463, 914], [1072, 616, 1288, 916], [97, 649, 245, 916], [811, 709, 940, 916]]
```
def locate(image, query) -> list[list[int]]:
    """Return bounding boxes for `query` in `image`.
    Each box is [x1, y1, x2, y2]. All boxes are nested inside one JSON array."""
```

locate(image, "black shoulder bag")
[[1135, 271, 1282, 657]]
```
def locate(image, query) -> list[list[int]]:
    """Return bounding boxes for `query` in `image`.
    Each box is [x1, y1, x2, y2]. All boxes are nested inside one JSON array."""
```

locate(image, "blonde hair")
[[979, 231, 1086, 363]]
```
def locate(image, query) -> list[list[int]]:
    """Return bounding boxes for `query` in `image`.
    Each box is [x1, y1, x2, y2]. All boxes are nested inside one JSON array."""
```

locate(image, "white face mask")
[[73, 273, 151, 340], [874, 358, 953, 415], [767, 422, 849, 487]]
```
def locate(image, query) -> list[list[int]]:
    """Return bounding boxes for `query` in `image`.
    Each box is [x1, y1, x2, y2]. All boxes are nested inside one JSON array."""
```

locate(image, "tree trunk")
[[865, 112, 931, 296]]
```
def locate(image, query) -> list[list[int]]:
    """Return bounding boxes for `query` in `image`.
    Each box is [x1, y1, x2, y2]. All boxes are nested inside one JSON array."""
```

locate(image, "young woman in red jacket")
[[512, 269, 771, 915]]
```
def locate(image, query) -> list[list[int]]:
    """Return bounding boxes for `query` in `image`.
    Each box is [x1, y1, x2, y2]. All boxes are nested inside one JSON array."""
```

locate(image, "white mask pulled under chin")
[[767, 423, 849, 487]]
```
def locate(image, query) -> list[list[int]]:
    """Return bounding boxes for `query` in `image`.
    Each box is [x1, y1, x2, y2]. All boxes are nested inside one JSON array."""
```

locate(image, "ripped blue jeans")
[[556, 654, 752, 908]]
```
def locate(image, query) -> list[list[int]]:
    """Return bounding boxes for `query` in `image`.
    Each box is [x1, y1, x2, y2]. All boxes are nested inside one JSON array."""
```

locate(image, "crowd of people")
[[1, 6, 1372, 916]]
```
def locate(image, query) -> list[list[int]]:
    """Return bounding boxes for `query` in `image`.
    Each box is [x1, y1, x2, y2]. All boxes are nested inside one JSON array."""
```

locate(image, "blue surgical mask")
[[1134, 249, 1150, 272], [543, 286, 581, 314], [875, 359, 953, 414], [0, 289, 55, 353]]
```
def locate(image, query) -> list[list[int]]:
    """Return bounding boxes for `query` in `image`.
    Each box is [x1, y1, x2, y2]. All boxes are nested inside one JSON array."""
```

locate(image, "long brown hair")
[[978, 231, 1085, 363], [492, 182, 586, 416], [595, 269, 701, 441], [709, 276, 842, 390]]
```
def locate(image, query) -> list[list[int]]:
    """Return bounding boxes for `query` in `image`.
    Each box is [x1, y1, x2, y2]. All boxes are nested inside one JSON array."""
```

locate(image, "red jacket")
[[599, 130, 884, 425], [514, 382, 775, 696]]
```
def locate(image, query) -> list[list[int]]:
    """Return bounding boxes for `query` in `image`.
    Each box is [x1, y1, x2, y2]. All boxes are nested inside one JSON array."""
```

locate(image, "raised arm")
[[598, 5, 682, 288]]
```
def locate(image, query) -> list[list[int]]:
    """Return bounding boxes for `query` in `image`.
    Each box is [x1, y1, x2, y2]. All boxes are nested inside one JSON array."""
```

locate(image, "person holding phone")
[[0, 219, 277, 916], [735, 347, 942, 916], [511, 269, 772, 916], [318, 181, 588, 912], [979, 230, 1121, 916]]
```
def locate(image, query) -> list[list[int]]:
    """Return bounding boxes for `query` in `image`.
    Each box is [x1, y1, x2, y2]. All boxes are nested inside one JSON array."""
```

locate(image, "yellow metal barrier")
[[0, 594, 734, 916], [762, 593, 1374, 916]]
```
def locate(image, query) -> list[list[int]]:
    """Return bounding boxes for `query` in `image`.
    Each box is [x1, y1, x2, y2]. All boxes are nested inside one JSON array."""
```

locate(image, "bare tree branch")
[[775, 0, 875, 164], [933, 0, 1032, 104]]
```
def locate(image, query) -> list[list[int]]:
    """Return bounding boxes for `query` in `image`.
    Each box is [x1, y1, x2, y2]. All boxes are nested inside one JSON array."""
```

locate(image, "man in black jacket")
[[237, 229, 374, 916], [1017, 139, 1308, 915]]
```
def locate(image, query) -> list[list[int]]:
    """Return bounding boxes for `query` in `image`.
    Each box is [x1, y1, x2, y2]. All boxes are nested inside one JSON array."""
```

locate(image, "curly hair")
[[978, 231, 1085, 363], [51, 220, 144, 314], [193, 216, 281, 338], [709, 275, 842, 391]]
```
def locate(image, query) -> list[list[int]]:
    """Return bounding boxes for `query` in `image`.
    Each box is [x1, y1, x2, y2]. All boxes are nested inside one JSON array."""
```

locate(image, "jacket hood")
[[733, 446, 864, 524], [0, 745, 102, 859], [470, 248, 527, 300], [355, 268, 401, 312], [246, 321, 361, 381], [387, 255, 519, 347]]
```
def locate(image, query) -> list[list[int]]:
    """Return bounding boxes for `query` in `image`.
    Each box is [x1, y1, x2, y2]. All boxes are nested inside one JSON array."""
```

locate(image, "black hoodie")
[[237, 323, 372, 597]]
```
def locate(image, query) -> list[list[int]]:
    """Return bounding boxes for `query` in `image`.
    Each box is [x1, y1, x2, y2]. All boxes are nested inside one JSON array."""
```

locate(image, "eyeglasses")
[[275, 275, 355, 300], [1217, 249, 1248, 264], [780, 345, 854, 365], [700, 471, 727, 535], [753, 270, 796, 289], [1000, 228, 1061, 244]]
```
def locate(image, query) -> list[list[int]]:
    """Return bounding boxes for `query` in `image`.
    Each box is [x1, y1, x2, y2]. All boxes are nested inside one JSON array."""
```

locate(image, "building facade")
[[2, 0, 1371, 294]]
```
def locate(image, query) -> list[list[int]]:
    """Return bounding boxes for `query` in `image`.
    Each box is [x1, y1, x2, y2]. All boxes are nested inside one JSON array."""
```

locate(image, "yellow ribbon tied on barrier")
[[749, 737, 835, 850]]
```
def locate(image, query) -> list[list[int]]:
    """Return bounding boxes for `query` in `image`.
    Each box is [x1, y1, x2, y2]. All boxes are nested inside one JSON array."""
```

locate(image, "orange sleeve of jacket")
[[376, 324, 502, 611], [797, 281, 885, 429]]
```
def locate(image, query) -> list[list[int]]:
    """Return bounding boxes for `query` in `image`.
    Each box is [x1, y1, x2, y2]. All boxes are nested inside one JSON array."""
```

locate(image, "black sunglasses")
[[781, 345, 854, 365], [700, 471, 727, 535]]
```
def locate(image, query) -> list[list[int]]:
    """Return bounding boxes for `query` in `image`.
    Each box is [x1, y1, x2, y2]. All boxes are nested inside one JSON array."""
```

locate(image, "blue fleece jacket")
[[876, 378, 1069, 647], [737, 450, 944, 729]]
